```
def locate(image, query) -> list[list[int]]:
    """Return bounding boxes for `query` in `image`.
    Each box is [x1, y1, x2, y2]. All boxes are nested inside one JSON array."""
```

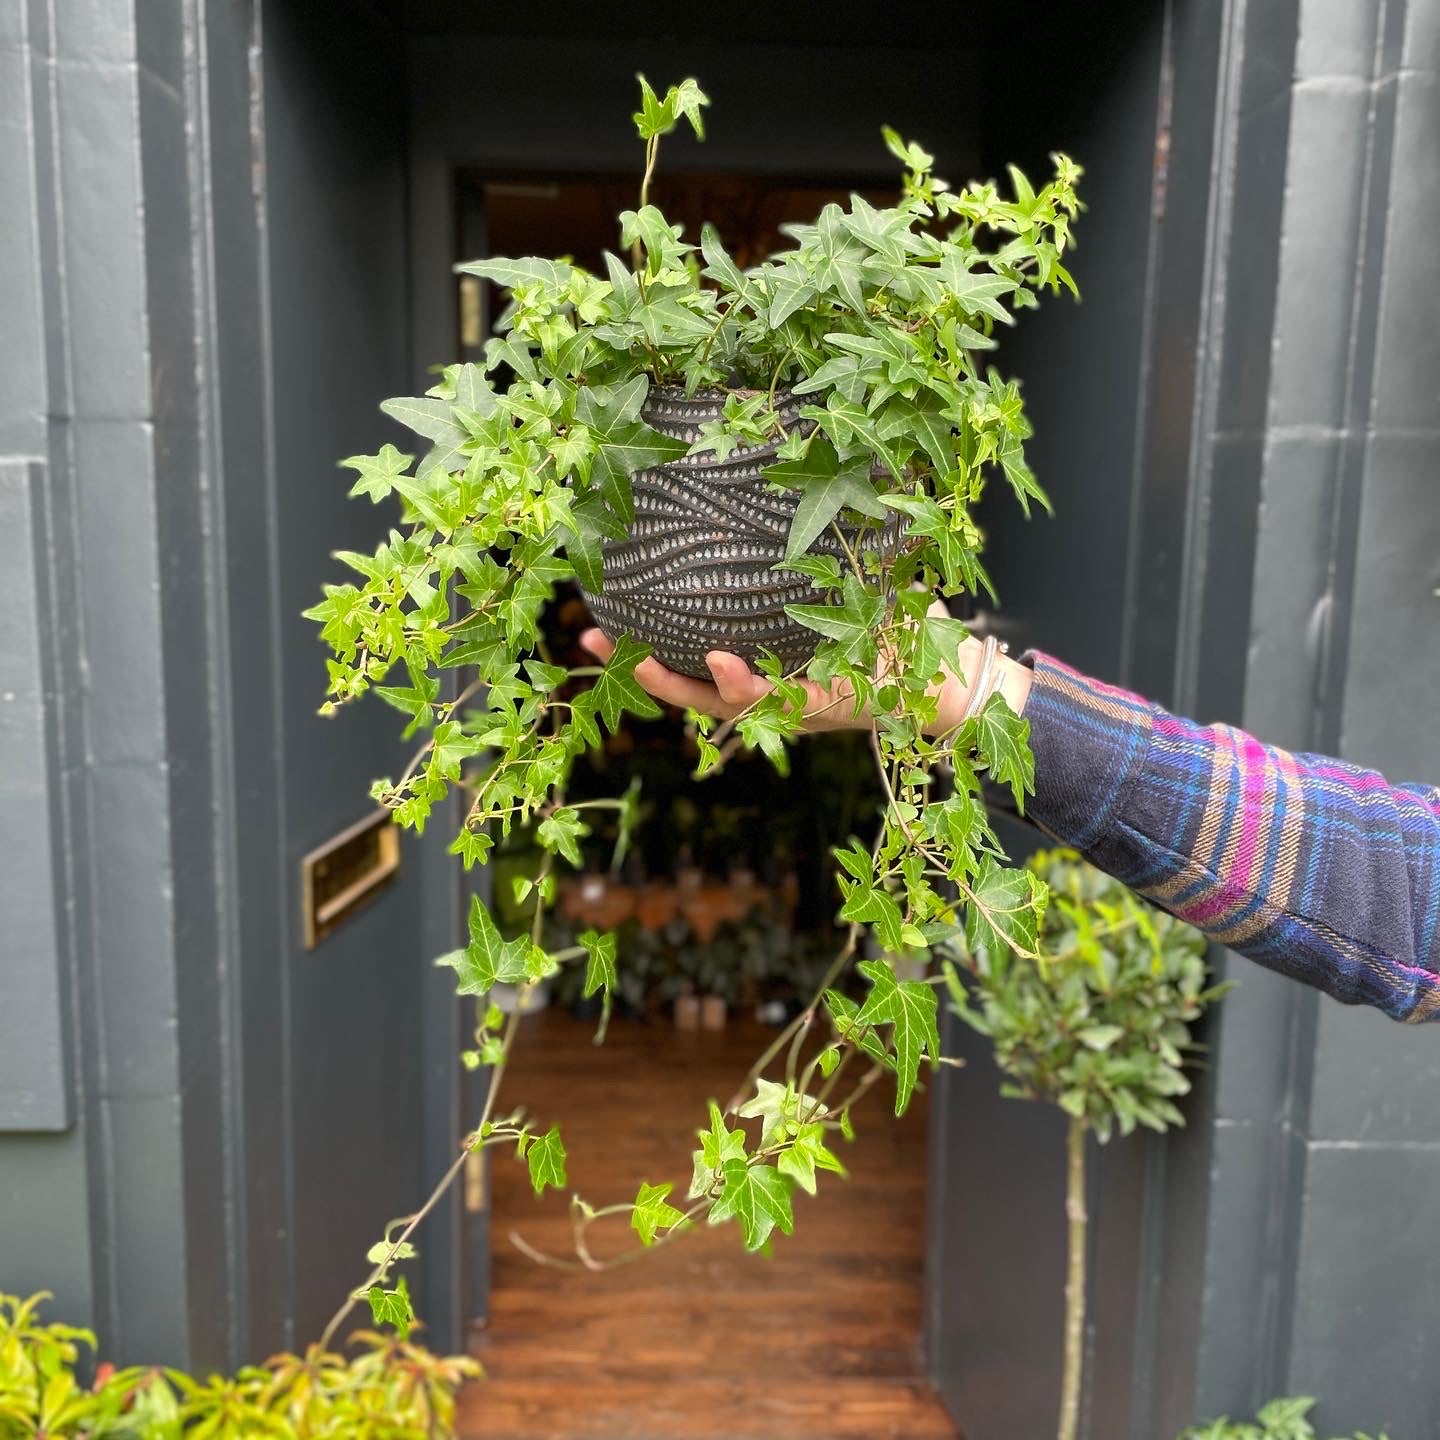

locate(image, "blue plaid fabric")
[[1023, 654, 1440, 1022]]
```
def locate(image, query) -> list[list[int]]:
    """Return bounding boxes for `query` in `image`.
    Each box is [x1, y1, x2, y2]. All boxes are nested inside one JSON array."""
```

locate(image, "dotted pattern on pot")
[[579, 386, 877, 680]]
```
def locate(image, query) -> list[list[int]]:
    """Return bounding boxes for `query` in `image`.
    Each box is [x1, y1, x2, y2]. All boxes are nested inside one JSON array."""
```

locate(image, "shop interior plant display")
[[943, 848, 1222, 1440], [306, 74, 1083, 1342]]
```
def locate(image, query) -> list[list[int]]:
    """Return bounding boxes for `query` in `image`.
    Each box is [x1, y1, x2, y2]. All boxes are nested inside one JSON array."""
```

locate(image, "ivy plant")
[[306, 76, 1084, 1343], [944, 848, 1223, 1440]]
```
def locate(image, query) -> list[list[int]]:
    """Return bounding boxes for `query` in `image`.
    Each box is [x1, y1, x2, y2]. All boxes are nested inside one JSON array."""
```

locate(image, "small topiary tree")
[[1181, 1395, 1390, 1440], [943, 847, 1222, 1440]]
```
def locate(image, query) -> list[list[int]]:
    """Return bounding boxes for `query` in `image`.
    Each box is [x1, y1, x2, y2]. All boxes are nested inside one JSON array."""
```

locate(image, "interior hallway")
[[458, 1008, 956, 1440]]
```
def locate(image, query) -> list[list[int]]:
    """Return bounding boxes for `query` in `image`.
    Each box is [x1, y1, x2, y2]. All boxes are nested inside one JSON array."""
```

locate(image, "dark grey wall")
[[0, 0, 464, 1369], [1266, 0, 1440, 1430], [927, 1, 1440, 1437]]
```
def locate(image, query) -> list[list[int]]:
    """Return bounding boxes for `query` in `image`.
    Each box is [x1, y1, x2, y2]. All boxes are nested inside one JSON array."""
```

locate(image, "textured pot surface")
[[579, 386, 863, 679]]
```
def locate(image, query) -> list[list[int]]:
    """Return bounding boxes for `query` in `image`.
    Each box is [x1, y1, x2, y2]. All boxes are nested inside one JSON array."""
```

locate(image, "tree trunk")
[[1057, 1114, 1088, 1440]]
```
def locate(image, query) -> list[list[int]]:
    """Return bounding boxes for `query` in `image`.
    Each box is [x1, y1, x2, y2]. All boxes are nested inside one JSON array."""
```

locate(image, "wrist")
[[931, 637, 1032, 735]]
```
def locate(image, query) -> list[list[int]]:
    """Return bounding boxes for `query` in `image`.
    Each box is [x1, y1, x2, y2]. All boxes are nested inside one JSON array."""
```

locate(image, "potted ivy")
[[308, 77, 1083, 1341]]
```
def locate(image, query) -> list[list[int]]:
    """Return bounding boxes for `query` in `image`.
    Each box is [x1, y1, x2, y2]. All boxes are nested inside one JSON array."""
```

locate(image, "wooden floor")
[[458, 1009, 957, 1440]]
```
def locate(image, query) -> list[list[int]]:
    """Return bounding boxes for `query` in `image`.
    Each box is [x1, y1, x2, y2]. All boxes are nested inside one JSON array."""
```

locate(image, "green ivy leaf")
[[367, 1275, 414, 1338], [455, 255, 573, 290], [526, 1123, 567, 1196], [437, 896, 531, 994], [854, 959, 941, 1116], [764, 436, 885, 564], [690, 1099, 747, 1199], [823, 990, 893, 1070], [630, 1180, 686, 1246], [632, 75, 710, 141], [573, 382, 689, 525], [786, 573, 884, 667], [579, 928, 617, 998], [578, 633, 663, 732], [537, 807, 589, 866], [342, 444, 413, 503], [777, 1124, 846, 1196], [736, 692, 794, 776], [708, 1159, 794, 1251], [963, 857, 1044, 960], [963, 692, 1035, 811], [365, 1238, 417, 1266], [380, 395, 466, 450]]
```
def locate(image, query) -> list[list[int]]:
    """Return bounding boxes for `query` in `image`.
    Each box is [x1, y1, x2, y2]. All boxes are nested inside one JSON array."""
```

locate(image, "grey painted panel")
[[102, 1091, 190, 1365], [927, 1011, 1069, 1438], [53, 0, 134, 65], [261, 0, 433, 1344], [1288, 1142, 1440, 1437], [1193, 1118, 1310, 1419], [0, 459, 71, 1131], [201, 0, 295, 1361], [1, 1134, 93, 1317], [1405, 0, 1440, 62], [135, 0, 241, 1370], [70, 418, 167, 766], [0, 21, 47, 457], [52, 55, 149, 420], [89, 761, 179, 1100], [1340, 432, 1440, 780], [1245, 434, 1338, 749], [1309, 1000, 1440, 1144], [1369, 74, 1440, 433], [1211, 957, 1318, 1129], [1295, 0, 1381, 80], [1266, 81, 1373, 431], [1123, 0, 1227, 711]]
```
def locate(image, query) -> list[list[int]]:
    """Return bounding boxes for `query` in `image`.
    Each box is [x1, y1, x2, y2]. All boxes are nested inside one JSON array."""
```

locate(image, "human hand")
[[579, 603, 1029, 735], [577, 629, 867, 732]]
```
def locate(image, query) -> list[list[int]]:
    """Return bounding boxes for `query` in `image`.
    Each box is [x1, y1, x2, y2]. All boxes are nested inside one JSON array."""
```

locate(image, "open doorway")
[[458, 173, 954, 1439]]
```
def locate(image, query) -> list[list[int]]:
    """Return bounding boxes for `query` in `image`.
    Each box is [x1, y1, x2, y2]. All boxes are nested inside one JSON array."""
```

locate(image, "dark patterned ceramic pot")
[[580, 386, 873, 680]]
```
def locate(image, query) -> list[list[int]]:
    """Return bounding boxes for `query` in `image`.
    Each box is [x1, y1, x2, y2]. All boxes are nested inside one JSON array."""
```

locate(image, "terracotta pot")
[[578, 386, 878, 679], [674, 993, 700, 1030], [699, 994, 728, 1031]]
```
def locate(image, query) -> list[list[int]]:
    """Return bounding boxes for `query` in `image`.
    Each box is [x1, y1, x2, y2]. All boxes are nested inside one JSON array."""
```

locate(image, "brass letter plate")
[[301, 811, 400, 950]]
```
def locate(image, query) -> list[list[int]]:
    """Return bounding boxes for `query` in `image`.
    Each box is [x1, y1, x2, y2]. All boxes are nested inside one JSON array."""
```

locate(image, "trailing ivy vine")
[[306, 77, 1082, 1343]]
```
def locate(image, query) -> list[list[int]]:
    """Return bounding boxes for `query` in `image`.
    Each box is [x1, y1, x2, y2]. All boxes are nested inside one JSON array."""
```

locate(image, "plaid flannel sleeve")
[[1021, 652, 1440, 1022]]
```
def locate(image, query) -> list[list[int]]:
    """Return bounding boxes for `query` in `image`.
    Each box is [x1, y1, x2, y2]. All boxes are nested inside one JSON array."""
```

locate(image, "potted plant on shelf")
[[695, 930, 741, 1030], [308, 75, 1082, 1341]]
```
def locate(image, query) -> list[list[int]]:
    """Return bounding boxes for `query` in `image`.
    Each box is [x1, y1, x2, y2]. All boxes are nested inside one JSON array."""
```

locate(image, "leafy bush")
[[945, 847, 1218, 1142], [1181, 1395, 1389, 1440], [0, 1291, 479, 1439]]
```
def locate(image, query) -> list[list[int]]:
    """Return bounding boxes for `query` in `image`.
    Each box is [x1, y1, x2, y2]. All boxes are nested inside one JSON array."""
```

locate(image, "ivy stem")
[[724, 927, 858, 1114], [631, 134, 660, 273], [1057, 1114, 1088, 1440]]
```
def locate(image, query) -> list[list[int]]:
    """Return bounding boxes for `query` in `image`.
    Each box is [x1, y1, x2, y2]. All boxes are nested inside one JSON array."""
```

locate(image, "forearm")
[[1007, 652, 1440, 1023]]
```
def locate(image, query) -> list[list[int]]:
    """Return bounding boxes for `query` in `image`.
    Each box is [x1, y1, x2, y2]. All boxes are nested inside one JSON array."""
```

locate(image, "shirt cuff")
[[1020, 652, 1155, 854]]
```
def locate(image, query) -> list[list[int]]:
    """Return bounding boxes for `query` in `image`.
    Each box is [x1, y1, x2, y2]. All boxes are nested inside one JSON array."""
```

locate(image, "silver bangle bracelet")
[[957, 633, 1009, 725]]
